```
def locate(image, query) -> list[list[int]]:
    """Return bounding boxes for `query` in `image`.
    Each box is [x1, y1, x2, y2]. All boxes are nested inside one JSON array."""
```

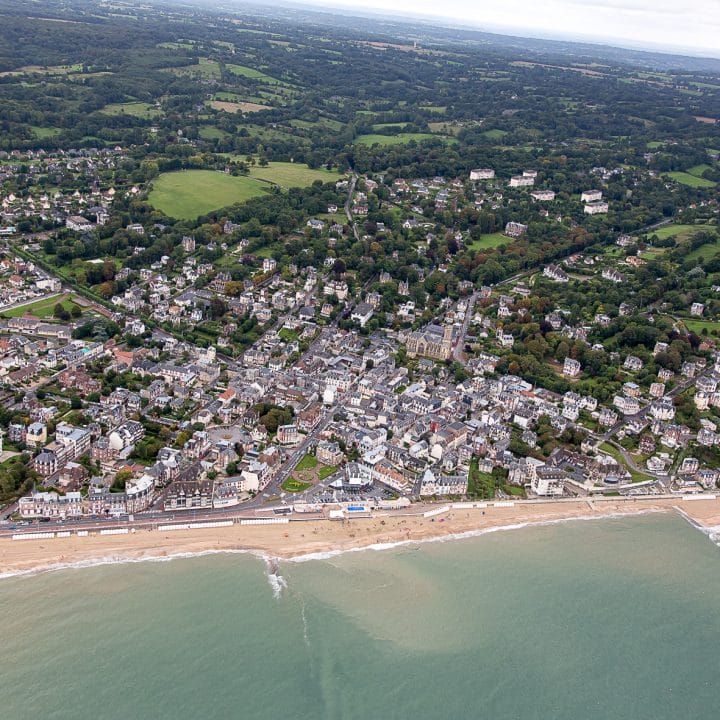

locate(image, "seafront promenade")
[[2, 494, 720, 577]]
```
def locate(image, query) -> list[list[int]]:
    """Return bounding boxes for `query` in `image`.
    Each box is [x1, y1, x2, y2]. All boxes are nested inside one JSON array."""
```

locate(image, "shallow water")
[[1, 514, 719, 720]]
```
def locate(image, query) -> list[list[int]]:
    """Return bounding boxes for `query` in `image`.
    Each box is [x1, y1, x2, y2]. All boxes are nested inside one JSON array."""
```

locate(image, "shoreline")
[[2, 498, 720, 579]]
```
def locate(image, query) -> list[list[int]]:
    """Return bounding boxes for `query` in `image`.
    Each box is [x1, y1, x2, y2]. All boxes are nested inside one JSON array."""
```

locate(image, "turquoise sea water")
[[1, 514, 720, 720]]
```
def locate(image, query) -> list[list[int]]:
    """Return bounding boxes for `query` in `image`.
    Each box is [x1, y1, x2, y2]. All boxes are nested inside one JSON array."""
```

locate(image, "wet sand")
[[1, 498, 717, 576]]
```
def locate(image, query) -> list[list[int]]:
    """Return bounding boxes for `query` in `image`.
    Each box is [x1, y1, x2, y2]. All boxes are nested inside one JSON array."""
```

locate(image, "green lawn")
[[467, 232, 510, 251], [685, 236, 720, 262], [100, 101, 160, 119], [281, 478, 312, 493], [372, 122, 411, 131], [278, 328, 299, 342], [1, 294, 80, 320], [483, 129, 508, 140], [687, 164, 714, 177], [294, 453, 318, 472], [226, 63, 274, 80], [318, 465, 339, 480], [199, 126, 229, 140], [649, 223, 715, 242], [248, 162, 344, 188], [30, 125, 62, 138], [599, 442, 653, 483], [355, 133, 438, 146], [681, 318, 720, 336], [665, 171, 716, 188], [169, 57, 221, 80], [148, 170, 267, 219]]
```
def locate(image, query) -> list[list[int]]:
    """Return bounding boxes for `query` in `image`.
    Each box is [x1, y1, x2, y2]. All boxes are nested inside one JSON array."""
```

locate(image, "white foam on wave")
[[674, 505, 720, 547], [0, 547, 273, 582], [283, 508, 665, 564], [262, 556, 288, 598]]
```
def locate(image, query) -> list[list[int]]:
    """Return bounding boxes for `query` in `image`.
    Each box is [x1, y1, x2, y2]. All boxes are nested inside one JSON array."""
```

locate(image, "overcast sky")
[[304, 0, 720, 56]]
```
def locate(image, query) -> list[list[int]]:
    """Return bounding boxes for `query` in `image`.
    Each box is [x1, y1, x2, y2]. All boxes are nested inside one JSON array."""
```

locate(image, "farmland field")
[[100, 101, 160, 119], [665, 171, 716, 188], [148, 170, 267, 219], [355, 133, 439, 146], [648, 223, 715, 241], [209, 100, 271, 113]]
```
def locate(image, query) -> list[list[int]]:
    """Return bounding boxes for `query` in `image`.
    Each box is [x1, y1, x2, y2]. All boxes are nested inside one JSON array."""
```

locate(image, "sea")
[[2, 513, 720, 720]]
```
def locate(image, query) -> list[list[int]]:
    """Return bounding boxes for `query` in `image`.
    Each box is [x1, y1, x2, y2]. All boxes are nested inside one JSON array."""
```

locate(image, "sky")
[[302, 0, 720, 56]]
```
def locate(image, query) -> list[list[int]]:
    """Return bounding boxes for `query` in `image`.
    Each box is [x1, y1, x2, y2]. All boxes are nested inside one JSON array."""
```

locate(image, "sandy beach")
[[2, 498, 719, 576]]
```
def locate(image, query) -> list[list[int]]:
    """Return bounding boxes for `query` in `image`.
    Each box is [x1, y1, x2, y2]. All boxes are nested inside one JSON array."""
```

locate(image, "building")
[[470, 168, 495, 181], [581, 190, 603, 203], [18, 490, 84, 518], [543, 264, 569, 283], [163, 480, 214, 511], [563, 358, 581, 377], [406, 323, 454, 361], [504, 222, 528, 238], [108, 420, 145, 454], [277, 424, 300, 446], [584, 201, 609, 215], [351, 303, 374, 328], [317, 440, 344, 466], [530, 190, 556, 201], [531, 467, 565, 496], [66, 215, 93, 232], [509, 175, 534, 188]]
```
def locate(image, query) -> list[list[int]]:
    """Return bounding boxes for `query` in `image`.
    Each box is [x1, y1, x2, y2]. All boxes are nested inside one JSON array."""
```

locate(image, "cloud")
[[306, 0, 720, 55]]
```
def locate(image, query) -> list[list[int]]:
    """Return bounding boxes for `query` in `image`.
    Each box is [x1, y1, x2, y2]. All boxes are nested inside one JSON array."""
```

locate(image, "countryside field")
[[355, 132, 439, 146], [665, 170, 716, 188], [248, 161, 344, 187], [648, 223, 715, 241], [100, 101, 160, 119], [209, 100, 271, 113], [148, 170, 267, 219]]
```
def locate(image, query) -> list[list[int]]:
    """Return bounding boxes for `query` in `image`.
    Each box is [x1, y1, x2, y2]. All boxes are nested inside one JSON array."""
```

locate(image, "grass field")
[[209, 100, 271, 114], [467, 232, 511, 251], [30, 126, 62, 138], [281, 478, 312, 493], [100, 102, 160, 119], [318, 465, 339, 480], [148, 170, 267, 219], [169, 57, 220, 80], [290, 117, 344, 131], [248, 162, 343, 188], [372, 122, 411, 131], [199, 126, 230, 140], [1, 294, 80, 320], [665, 171, 716, 188], [294, 454, 318, 472], [685, 235, 720, 262], [226, 64, 276, 81], [483, 129, 508, 140], [687, 164, 714, 177], [681, 318, 720, 335], [355, 133, 439, 146], [648, 223, 715, 241]]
